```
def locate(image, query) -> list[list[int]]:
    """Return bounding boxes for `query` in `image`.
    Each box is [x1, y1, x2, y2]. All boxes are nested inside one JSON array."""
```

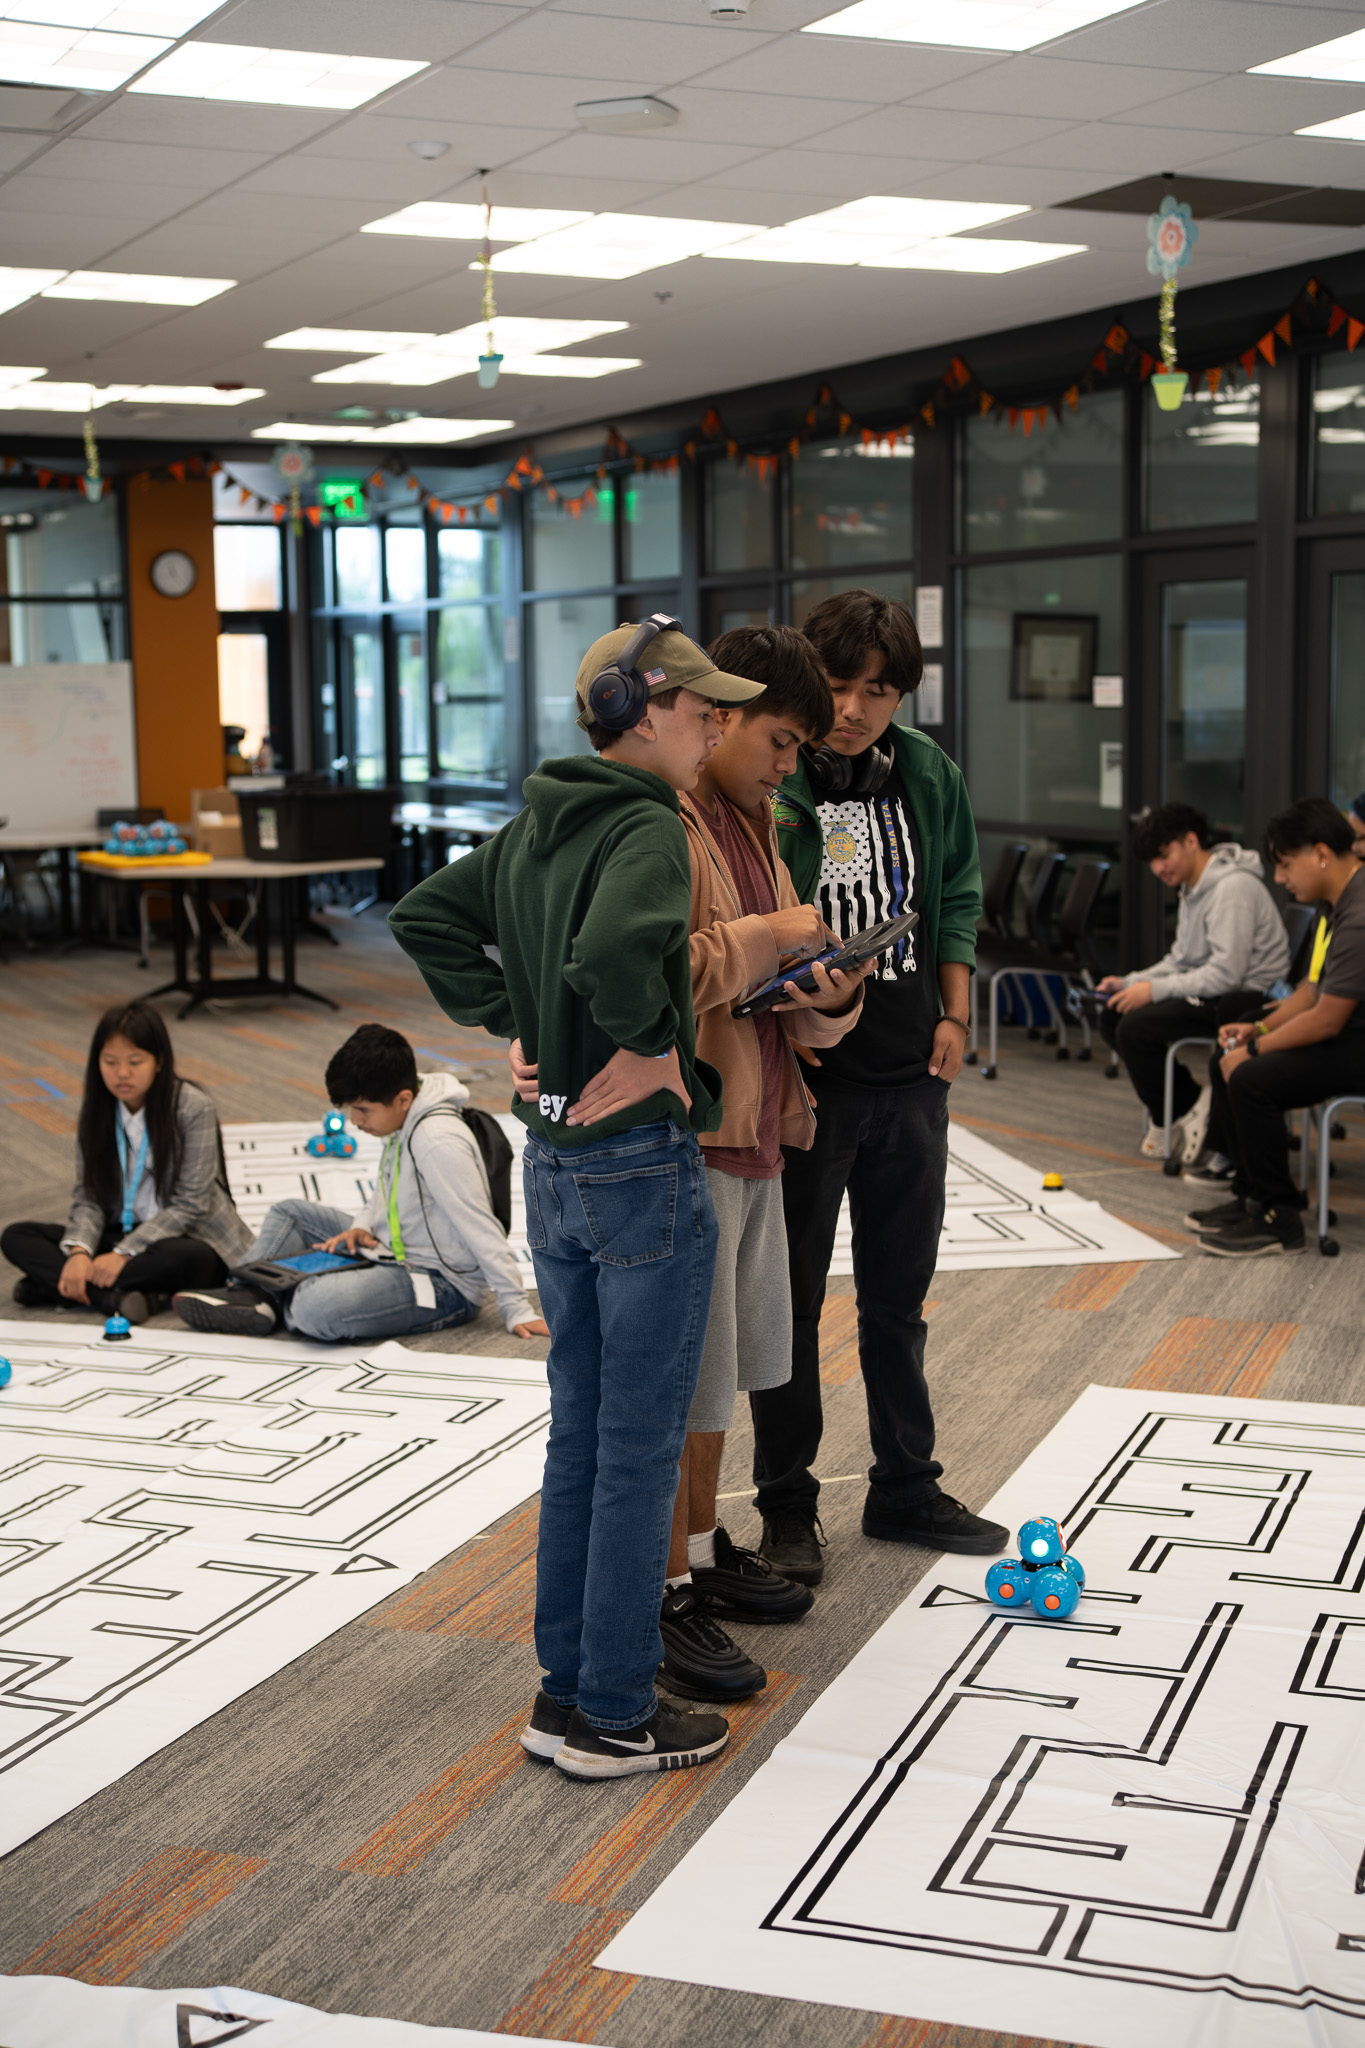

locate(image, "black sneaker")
[[691, 1524, 814, 1623], [174, 1285, 279, 1336], [1200, 1210, 1305, 1258], [554, 1699, 729, 1780], [12, 1277, 59, 1308], [659, 1583, 765, 1701], [1182, 1159, 1236, 1189], [520, 1690, 572, 1762], [1184, 1197, 1247, 1232], [758, 1506, 827, 1587], [862, 1491, 1009, 1555]]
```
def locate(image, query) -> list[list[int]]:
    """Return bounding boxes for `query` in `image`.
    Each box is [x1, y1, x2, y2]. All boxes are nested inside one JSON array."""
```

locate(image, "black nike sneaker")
[[691, 1524, 813, 1622], [174, 1284, 279, 1337], [554, 1700, 729, 1780], [862, 1491, 1009, 1555], [520, 1690, 572, 1761], [659, 1583, 765, 1701]]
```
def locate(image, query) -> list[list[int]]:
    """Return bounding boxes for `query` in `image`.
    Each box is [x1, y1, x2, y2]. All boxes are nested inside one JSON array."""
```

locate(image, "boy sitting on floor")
[[175, 1023, 547, 1344]]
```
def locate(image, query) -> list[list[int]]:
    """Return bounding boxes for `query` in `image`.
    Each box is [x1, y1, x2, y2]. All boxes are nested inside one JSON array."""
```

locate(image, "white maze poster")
[[601, 1386, 1365, 2048], [0, 1324, 550, 1858]]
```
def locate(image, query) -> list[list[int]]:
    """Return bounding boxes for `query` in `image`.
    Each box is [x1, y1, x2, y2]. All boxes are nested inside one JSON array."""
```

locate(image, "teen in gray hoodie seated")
[[175, 1024, 547, 1344], [1095, 804, 1290, 1165]]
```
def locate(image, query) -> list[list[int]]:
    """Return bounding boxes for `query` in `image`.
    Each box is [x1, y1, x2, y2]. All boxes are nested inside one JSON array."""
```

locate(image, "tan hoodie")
[[680, 792, 862, 1155]]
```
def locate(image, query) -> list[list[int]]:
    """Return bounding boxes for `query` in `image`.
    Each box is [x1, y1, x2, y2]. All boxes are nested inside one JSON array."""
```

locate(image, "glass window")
[[623, 468, 680, 581], [963, 391, 1123, 554], [790, 441, 912, 571], [213, 525, 281, 611], [435, 607, 504, 782], [530, 594, 615, 762], [1331, 571, 1365, 808], [339, 620, 384, 784], [790, 570, 913, 628], [218, 631, 269, 756], [0, 489, 122, 597], [1163, 577, 1247, 836], [706, 463, 773, 572], [334, 526, 381, 608], [1145, 381, 1258, 530], [437, 525, 500, 599], [0, 600, 126, 665], [393, 615, 429, 781], [964, 554, 1123, 830], [385, 525, 426, 606], [528, 480, 614, 590], [1314, 355, 1365, 516]]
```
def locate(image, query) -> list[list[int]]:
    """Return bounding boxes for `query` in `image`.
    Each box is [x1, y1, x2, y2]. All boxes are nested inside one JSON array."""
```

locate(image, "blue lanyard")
[[115, 1116, 150, 1233], [878, 796, 910, 966]]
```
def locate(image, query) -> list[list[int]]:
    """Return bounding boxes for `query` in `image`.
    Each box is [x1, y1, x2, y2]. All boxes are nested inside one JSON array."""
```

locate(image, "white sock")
[[687, 1528, 717, 1572], [665, 1572, 692, 1593]]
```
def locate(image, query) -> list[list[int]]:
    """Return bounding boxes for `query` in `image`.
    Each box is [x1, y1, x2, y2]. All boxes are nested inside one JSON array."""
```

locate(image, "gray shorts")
[[688, 1168, 793, 1434]]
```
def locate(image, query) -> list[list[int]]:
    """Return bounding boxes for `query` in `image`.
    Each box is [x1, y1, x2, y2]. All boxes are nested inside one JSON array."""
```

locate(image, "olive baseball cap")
[[575, 621, 766, 729]]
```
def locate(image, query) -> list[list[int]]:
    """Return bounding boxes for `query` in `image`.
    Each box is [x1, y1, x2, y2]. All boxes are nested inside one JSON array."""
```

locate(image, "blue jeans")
[[523, 1119, 718, 1729], [245, 1200, 475, 1343]]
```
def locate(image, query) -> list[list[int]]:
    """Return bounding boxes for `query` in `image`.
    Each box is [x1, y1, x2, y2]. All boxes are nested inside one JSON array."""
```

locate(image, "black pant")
[[1099, 991, 1265, 1122], [0, 1219, 227, 1307], [751, 1076, 948, 1516], [1208, 1033, 1365, 1212]]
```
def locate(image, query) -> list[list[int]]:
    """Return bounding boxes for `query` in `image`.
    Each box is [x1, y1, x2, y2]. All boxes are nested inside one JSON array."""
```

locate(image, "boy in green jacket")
[[753, 589, 1007, 1587], [389, 617, 766, 1781]]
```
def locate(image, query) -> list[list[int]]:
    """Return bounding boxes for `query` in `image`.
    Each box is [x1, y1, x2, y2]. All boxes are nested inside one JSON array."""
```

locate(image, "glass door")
[[1305, 536, 1365, 812]]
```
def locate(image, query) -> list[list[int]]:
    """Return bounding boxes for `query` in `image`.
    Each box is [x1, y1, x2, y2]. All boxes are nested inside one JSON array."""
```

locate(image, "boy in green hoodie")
[[389, 616, 766, 1781]]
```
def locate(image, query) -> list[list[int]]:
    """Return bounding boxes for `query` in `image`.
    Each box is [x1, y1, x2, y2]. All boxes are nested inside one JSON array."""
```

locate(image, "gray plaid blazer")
[[63, 1079, 252, 1265]]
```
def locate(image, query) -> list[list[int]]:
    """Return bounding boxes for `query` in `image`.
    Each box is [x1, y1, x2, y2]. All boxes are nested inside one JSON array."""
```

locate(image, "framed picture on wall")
[[1011, 612, 1098, 702]]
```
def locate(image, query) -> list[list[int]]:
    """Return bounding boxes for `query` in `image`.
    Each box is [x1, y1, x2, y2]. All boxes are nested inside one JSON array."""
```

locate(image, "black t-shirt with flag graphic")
[[811, 787, 938, 1090]]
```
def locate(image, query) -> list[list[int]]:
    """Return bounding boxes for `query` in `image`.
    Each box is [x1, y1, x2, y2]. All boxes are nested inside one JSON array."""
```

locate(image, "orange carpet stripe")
[[1128, 1315, 1300, 1396], [549, 1671, 803, 1907], [1111, 1210, 1194, 1247], [12, 1846, 266, 1985], [340, 1708, 529, 1878], [370, 1501, 539, 1637], [861, 2023, 1066, 2048], [1046, 1263, 1142, 1312], [224, 1025, 308, 1052], [495, 1909, 636, 2042], [4, 1100, 76, 1134], [952, 1112, 1158, 1172]]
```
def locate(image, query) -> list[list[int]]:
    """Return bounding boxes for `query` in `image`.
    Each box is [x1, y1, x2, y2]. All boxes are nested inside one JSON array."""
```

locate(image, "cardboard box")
[[191, 787, 244, 860]]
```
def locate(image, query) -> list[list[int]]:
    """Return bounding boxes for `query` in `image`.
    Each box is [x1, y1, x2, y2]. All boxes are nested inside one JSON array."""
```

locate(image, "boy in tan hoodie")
[[658, 625, 870, 1705]]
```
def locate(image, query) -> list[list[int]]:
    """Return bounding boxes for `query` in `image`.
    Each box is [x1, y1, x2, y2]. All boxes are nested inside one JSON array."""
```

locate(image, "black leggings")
[[1, 1219, 227, 1308]]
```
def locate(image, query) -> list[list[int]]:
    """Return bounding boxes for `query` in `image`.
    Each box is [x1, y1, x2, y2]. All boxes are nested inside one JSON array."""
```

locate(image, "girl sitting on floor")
[[1, 999, 250, 1323]]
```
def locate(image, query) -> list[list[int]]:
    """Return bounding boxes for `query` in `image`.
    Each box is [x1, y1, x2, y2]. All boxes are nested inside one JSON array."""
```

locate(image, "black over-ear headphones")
[[802, 739, 894, 798], [583, 612, 687, 733]]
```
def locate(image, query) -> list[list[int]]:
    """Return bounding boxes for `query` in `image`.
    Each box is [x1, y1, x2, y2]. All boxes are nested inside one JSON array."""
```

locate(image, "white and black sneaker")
[[1179, 1084, 1213, 1164], [173, 1284, 279, 1337], [520, 1690, 572, 1761], [1182, 1154, 1235, 1189], [554, 1699, 729, 1780]]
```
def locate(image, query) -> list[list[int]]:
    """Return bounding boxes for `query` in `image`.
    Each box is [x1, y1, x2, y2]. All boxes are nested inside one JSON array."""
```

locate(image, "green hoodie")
[[771, 723, 982, 970], [389, 755, 723, 1148]]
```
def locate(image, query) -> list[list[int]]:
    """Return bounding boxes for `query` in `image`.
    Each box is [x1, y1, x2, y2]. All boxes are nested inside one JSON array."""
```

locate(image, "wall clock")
[[149, 548, 197, 598]]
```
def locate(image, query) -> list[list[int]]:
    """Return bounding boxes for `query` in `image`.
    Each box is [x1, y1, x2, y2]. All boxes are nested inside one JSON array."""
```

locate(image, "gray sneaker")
[[174, 1285, 279, 1336]]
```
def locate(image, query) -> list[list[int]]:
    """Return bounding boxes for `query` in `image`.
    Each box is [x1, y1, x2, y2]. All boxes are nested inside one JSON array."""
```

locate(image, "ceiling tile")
[[909, 56, 1222, 119], [207, 0, 526, 61], [237, 155, 472, 202], [1187, 133, 1365, 184], [661, 84, 879, 145], [438, 169, 673, 209], [692, 147, 961, 194], [1043, 0, 1365, 69], [904, 162, 1110, 203], [105, 223, 348, 277], [375, 64, 653, 125], [0, 213, 135, 266], [73, 96, 341, 150], [0, 134, 44, 175], [684, 37, 998, 101], [1117, 74, 1365, 129], [299, 111, 561, 163], [805, 105, 1073, 157], [506, 131, 769, 180], [0, 172, 204, 224], [21, 137, 270, 187], [453, 11, 776, 80], [994, 121, 1263, 172], [177, 189, 379, 236]]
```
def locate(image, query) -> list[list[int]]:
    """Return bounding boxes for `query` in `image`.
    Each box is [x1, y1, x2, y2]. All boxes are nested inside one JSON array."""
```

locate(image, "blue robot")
[[985, 1515, 1085, 1620], [306, 1110, 357, 1159], [103, 1314, 132, 1342], [0, 1357, 11, 1389]]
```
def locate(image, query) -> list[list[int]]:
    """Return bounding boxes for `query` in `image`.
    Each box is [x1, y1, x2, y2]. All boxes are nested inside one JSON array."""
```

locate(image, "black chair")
[[1283, 902, 1317, 985], [965, 841, 1026, 1066], [1052, 860, 1113, 1065], [973, 851, 1071, 1079]]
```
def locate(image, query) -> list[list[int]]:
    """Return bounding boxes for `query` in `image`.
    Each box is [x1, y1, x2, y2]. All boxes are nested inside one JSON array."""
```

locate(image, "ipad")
[[731, 911, 919, 1019]]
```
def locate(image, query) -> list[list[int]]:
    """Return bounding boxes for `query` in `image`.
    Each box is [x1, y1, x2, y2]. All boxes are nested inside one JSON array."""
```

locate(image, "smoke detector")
[[706, 0, 749, 15], [575, 95, 679, 132], [407, 137, 450, 160]]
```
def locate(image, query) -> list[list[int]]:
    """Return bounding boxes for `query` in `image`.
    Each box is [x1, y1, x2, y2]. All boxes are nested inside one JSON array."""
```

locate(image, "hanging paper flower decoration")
[[1146, 195, 1197, 281]]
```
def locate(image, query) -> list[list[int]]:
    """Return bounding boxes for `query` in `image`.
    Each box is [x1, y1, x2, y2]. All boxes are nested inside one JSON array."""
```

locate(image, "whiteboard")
[[0, 663, 137, 833]]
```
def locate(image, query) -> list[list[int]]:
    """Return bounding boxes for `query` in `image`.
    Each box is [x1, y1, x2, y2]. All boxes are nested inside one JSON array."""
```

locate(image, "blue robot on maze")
[[985, 1515, 1086, 1619], [306, 1110, 357, 1159]]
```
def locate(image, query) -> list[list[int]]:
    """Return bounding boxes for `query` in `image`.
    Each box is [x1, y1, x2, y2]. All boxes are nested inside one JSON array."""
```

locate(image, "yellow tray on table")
[[79, 850, 214, 870]]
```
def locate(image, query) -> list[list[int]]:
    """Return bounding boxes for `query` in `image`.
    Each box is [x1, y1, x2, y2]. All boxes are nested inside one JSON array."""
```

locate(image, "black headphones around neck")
[[581, 612, 688, 733], [802, 739, 893, 798]]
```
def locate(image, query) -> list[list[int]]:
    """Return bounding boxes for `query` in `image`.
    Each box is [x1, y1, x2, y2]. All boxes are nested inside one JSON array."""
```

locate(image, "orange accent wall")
[[124, 475, 222, 822]]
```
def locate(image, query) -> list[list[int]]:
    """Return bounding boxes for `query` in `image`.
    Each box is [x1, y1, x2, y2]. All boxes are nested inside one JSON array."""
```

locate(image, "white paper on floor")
[[0, 1321, 549, 1860], [0, 1974, 602, 2047], [600, 1384, 1365, 2048], [226, 1117, 1171, 1282]]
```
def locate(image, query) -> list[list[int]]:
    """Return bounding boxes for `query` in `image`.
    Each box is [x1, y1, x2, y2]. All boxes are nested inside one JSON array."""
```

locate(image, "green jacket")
[[772, 724, 982, 971], [388, 755, 722, 1148]]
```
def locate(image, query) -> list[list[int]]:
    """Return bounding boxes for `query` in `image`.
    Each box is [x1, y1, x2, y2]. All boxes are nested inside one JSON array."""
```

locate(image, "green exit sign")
[[320, 478, 366, 521]]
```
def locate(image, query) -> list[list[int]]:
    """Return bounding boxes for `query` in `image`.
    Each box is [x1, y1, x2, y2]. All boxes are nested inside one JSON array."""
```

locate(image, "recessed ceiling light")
[[105, 382, 265, 402], [362, 202, 594, 241], [42, 269, 234, 303], [310, 316, 633, 384], [1253, 28, 1365, 82], [0, 265, 66, 312], [0, 18, 170, 90], [266, 328, 439, 351], [490, 214, 761, 279], [575, 94, 679, 132], [866, 236, 1086, 270], [0, 378, 265, 407], [128, 41, 428, 109], [313, 350, 642, 385], [1296, 110, 1365, 142], [498, 355, 641, 378], [0, 380, 101, 409], [3, 2, 219, 28], [801, 0, 1143, 53], [252, 418, 515, 445], [0, 364, 44, 390], [711, 195, 1031, 264]]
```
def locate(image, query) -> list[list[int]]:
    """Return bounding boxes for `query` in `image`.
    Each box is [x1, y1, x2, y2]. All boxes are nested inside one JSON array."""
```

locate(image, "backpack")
[[459, 1106, 514, 1234]]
